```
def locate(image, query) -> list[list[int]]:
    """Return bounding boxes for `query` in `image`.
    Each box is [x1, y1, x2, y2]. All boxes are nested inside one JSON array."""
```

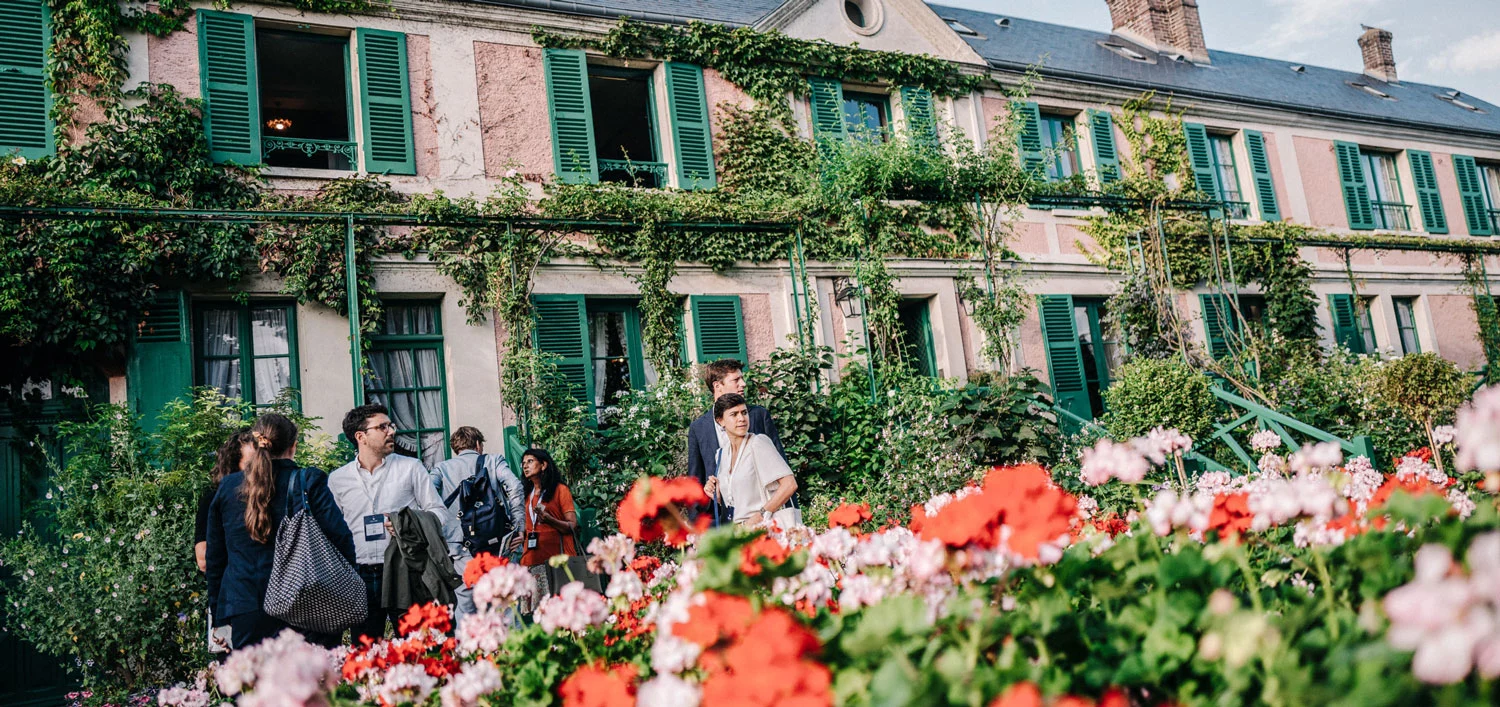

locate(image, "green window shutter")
[[1243, 130, 1281, 222], [1087, 110, 1120, 184], [1408, 150, 1448, 234], [126, 291, 193, 431], [1014, 101, 1045, 176], [355, 28, 415, 176], [196, 10, 260, 165], [531, 295, 594, 408], [0, 0, 53, 159], [1038, 295, 1091, 421], [1334, 140, 1376, 230], [1183, 122, 1220, 199], [808, 77, 846, 144], [1199, 294, 1238, 359], [1454, 154, 1493, 236], [664, 62, 716, 190], [543, 49, 597, 184], [690, 295, 746, 364], [1327, 294, 1365, 354], [899, 86, 939, 152]]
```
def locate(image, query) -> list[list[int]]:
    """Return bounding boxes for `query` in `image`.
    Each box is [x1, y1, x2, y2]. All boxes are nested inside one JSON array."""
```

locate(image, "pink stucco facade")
[[475, 42, 553, 180], [704, 68, 752, 142], [1011, 221, 1048, 256], [150, 24, 200, 99], [1430, 295, 1486, 371], [1293, 136, 1345, 230], [1059, 224, 1097, 257], [406, 34, 440, 179], [741, 293, 775, 363], [1431, 152, 1472, 237]]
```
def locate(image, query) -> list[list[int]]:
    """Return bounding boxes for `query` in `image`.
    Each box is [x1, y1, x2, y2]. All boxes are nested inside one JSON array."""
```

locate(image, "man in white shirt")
[[327, 403, 449, 642], [429, 426, 524, 623]]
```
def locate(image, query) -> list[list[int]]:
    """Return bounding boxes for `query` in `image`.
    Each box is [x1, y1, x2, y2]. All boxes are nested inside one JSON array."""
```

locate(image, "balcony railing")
[[1223, 200, 1251, 220], [262, 137, 357, 169], [1371, 201, 1412, 231], [598, 159, 668, 188]]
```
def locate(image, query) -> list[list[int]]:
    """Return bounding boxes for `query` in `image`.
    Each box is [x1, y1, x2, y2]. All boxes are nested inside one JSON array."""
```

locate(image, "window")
[[895, 299, 937, 378], [544, 49, 716, 189], [1209, 134, 1249, 219], [1074, 298, 1118, 419], [257, 29, 354, 170], [1361, 150, 1411, 230], [1329, 294, 1378, 354], [1039, 113, 1079, 182], [196, 303, 299, 407], [1236, 295, 1269, 336], [586, 300, 659, 412], [842, 91, 890, 142], [1478, 162, 1500, 233], [1394, 297, 1421, 354], [364, 302, 448, 466], [589, 68, 664, 188], [196, 11, 415, 174]]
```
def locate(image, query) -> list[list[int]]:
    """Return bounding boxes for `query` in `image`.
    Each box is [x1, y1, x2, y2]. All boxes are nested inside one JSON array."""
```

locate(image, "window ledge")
[[262, 166, 358, 180], [1049, 207, 1104, 218]]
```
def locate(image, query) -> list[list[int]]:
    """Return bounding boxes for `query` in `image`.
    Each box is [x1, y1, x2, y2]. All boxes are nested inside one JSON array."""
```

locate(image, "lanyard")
[[528, 488, 542, 527]]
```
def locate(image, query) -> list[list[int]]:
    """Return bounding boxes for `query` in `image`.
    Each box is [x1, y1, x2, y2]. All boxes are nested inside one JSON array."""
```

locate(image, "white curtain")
[[416, 348, 444, 466], [251, 308, 292, 404], [201, 309, 241, 400]]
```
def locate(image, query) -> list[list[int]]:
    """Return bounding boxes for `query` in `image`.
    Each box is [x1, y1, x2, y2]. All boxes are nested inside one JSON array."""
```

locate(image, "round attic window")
[[843, 0, 884, 36]]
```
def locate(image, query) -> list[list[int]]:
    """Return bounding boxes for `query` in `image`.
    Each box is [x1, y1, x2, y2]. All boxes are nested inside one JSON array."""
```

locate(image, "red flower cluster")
[[827, 502, 873, 529], [628, 555, 662, 582], [673, 592, 833, 706], [342, 623, 459, 682], [396, 601, 453, 636], [910, 464, 1077, 560], [1394, 447, 1434, 466], [559, 662, 637, 707], [616, 476, 712, 547], [1207, 492, 1253, 540], [739, 534, 794, 576], [1070, 512, 1130, 542], [990, 682, 1129, 707], [463, 552, 508, 588]]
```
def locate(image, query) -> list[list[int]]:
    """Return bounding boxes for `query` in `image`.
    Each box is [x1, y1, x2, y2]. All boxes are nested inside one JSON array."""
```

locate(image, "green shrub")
[[1103, 357, 1218, 442], [0, 389, 339, 698], [1373, 352, 1470, 431], [1265, 351, 1428, 460]]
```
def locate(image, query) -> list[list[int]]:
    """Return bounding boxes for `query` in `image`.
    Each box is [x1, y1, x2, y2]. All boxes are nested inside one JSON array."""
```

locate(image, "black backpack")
[[445, 454, 513, 554]]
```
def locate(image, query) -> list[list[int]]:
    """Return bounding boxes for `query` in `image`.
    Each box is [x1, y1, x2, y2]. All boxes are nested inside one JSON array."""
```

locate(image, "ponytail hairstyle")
[[212, 428, 253, 484], [241, 413, 298, 544]]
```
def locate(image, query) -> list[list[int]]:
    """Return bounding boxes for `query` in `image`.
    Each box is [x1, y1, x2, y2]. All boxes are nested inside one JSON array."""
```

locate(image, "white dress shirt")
[[328, 453, 450, 565]]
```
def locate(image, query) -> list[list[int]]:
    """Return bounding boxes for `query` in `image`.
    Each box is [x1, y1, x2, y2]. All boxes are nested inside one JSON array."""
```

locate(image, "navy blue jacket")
[[686, 405, 784, 486], [206, 459, 355, 623]]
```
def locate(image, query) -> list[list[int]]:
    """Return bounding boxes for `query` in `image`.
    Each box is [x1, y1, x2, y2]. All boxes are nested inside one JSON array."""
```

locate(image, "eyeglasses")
[[361, 422, 395, 433]]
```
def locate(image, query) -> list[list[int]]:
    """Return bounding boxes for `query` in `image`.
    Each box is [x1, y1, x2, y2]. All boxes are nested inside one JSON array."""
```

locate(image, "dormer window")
[[944, 19, 978, 36], [1100, 41, 1152, 63], [1438, 92, 1484, 113], [1348, 81, 1395, 100]]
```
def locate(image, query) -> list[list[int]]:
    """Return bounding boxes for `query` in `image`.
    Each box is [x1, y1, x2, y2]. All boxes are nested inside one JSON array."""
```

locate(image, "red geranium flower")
[[616, 476, 711, 546], [1207, 492, 1253, 541], [739, 534, 794, 576], [827, 502, 873, 529], [681, 593, 832, 707], [396, 601, 452, 636], [990, 682, 1043, 707], [463, 552, 508, 588], [559, 662, 637, 707]]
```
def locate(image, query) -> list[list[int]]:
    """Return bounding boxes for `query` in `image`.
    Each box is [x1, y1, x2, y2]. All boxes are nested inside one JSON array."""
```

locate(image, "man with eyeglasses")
[[328, 403, 450, 642]]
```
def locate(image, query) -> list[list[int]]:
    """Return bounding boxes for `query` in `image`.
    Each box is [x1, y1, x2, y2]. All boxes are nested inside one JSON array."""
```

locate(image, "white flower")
[[1133, 427, 1193, 465], [1448, 489, 1477, 520], [1432, 425, 1457, 445], [473, 563, 536, 612], [439, 660, 503, 707], [1456, 385, 1500, 472], [455, 609, 511, 656], [1079, 438, 1150, 486], [534, 581, 609, 633], [650, 633, 702, 676], [586, 533, 637, 576], [373, 663, 438, 706], [1249, 429, 1283, 453], [1289, 442, 1342, 475], [637, 674, 701, 707], [605, 570, 645, 602]]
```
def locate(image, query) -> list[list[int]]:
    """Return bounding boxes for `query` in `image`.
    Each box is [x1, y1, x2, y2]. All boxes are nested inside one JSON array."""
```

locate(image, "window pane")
[[251, 308, 290, 356], [366, 351, 390, 390], [253, 357, 291, 405], [383, 306, 410, 335], [415, 349, 441, 387], [1040, 115, 1078, 181], [204, 359, 241, 401], [842, 93, 887, 141], [1482, 165, 1500, 211], [590, 312, 629, 358], [594, 359, 632, 410], [389, 392, 417, 432], [411, 305, 438, 335], [256, 30, 352, 170], [386, 350, 416, 388], [201, 309, 240, 357], [1211, 136, 1241, 202]]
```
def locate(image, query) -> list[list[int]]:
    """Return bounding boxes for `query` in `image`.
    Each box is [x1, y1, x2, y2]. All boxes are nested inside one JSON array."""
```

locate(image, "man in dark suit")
[[687, 359, 785, 525]]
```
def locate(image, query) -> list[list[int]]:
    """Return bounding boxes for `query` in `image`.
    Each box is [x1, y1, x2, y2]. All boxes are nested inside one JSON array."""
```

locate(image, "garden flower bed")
[[153, 389, 1500, 706]]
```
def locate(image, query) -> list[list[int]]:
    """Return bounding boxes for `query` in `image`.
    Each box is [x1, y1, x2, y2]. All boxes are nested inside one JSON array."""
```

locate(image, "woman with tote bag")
[[206, 413, 358, 649], [704, 393, 801, 528]]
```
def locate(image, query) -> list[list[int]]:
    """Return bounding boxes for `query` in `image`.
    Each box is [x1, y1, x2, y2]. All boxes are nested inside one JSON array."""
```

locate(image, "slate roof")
[[464, 0, 1500, 139], [930, 4, 1500, 139]]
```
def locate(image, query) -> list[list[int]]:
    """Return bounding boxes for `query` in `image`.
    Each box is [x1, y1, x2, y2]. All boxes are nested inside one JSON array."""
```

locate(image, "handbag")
[[263, 468, 368, 634], [544, 524, 603, 595], [206, 608, 231, 654]]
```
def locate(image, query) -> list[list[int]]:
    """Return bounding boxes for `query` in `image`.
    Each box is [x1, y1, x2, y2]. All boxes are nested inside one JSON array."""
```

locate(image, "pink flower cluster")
[[1395, 455, 1448, 485], [534, 581, 610, 633], [586, 533, 637, 576], [1289, 441, 1343, 475], [1135, 427, 1193, 464], [1144, 489, 1210, 537], [1456, 385, 1500, 472], [1249, 429, 1282, 453], [213, 630, 339, 706], [1383, 535, 1500, 684], [155, 686, 209, 707], [472, 562, 536, 612], [439, 661, 503, 707], [1079, 439, 1150, 486]]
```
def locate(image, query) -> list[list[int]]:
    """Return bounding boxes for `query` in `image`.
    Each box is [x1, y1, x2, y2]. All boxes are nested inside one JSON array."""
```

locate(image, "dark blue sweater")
[[205, 459, 356, 623]]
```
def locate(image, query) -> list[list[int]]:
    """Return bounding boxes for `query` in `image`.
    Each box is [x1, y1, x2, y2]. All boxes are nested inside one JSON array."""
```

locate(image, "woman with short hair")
[[703, 393, 799, 527]]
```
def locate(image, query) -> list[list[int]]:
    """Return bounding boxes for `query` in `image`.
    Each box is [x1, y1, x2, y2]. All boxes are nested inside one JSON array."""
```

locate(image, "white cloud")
[[1251, 0, 1384, 55], [1426, 30, 1500, 74]]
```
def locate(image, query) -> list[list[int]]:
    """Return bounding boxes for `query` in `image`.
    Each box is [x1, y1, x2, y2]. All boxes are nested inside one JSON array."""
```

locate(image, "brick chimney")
[[1106, 0, 1210, 64], [1358, 25, 1397, 83]]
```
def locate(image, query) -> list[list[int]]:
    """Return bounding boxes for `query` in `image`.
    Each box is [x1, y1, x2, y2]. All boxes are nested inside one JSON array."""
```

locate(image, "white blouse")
[[716, 433, 793, 523]]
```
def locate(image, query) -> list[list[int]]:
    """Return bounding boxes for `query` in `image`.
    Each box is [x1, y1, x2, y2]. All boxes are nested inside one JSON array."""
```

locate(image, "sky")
[[933, 0, 1500, 104]]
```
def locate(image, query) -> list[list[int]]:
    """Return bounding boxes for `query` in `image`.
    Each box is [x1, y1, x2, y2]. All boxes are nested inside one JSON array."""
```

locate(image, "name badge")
[[364, 514, 387, 542], [526, 532, 539, 550]]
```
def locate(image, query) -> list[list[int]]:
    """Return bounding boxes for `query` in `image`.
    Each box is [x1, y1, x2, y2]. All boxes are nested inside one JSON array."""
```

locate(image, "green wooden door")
[[1039, 295, 1091, 423], [126, 290, 193, 431]]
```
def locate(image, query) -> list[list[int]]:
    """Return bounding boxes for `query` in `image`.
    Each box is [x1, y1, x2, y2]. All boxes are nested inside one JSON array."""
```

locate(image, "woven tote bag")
[[263, 469, 367, 634]]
